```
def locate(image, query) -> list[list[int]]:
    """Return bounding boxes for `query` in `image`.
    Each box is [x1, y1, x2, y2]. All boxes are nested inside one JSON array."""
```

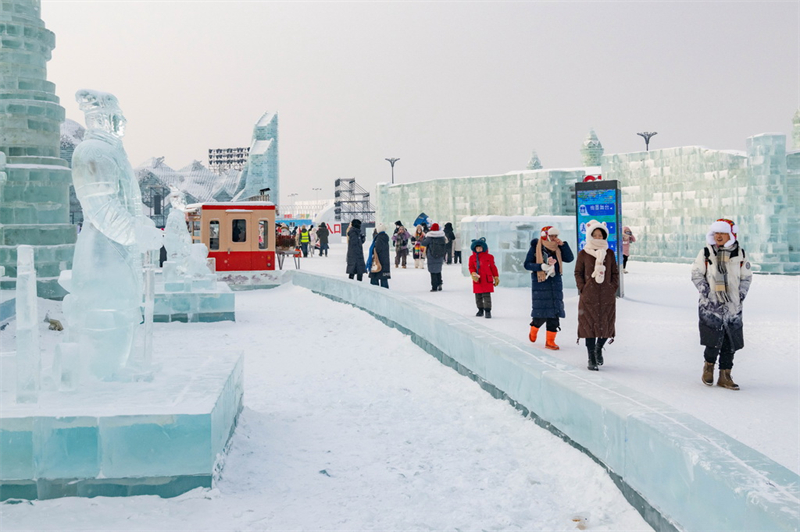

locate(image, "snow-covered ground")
[[1, 280, 652, 531], [299, 241, 800, 475]]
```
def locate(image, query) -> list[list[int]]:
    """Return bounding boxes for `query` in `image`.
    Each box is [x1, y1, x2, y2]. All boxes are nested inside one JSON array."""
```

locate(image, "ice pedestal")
[[154, 271, 235, 323], [459, 215, 577, 288], [0, 350, 243, 500]]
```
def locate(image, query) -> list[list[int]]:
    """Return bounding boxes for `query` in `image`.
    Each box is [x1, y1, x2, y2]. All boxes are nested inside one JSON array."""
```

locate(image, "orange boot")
[[529, 326, 540, 343], [545, 330, 560, 350]]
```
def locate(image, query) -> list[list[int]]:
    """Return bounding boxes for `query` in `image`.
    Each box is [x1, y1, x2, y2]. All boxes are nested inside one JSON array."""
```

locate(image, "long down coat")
[[523, 239, 574, 319], [574, 248, 619, 338], [346, 226, 366, 275], [368, 232, 391, 280]]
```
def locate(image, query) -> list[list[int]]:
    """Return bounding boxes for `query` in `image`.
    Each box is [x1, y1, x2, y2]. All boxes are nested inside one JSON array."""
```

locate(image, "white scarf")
[[583, 237, 609, 284]]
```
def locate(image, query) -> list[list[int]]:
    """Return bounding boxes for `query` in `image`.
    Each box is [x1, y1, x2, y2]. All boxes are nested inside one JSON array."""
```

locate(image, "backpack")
[[428, 239, 446, 259]]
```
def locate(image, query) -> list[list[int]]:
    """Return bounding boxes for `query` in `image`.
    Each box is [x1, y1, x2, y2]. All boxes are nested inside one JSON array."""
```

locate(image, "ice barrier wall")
[[376, 132, 800, 274], [291, 271, 800, 532]]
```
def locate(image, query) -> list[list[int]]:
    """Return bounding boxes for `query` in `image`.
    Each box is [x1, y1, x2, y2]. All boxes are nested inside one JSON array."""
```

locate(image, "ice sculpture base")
[[0, 350, 243, 501], [154, 278, 236, 323], [216, 269, 292, 291]]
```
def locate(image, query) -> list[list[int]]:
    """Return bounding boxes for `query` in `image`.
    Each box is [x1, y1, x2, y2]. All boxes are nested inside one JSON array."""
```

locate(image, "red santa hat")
[[430, 223, 440, 232], [540, 226, 560, 241], [707, 218, 738, 247]]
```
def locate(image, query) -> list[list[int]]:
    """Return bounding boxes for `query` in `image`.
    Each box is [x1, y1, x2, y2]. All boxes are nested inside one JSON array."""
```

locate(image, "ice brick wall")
[[459, 215, 577, 289], [375, 168, 592, 232], [604, 134, 800, 273]]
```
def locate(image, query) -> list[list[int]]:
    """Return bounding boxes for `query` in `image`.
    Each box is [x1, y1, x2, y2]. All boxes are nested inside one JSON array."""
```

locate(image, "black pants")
[[623, 255, 629, 268], [370, 276, 389, 289], [445, 242, 453, 264], [704, 333, 735, 370], [531, 317, 560, 332], [454, 251, 462, 264], [348, 273, 363, 282], [430, 272, 442, 289], [475, 292, 492, 310], [585, 338, 608, 351], [395, 248, 408, 267]]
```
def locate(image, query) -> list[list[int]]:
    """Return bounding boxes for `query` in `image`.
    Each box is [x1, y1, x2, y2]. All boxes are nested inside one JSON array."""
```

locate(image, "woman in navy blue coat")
[[523, 226, 574, 350]]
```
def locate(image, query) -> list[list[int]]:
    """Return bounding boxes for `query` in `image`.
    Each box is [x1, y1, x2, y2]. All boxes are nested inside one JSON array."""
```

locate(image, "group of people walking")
[[346, 216, 751, 389], [278, 223, 331, 258]]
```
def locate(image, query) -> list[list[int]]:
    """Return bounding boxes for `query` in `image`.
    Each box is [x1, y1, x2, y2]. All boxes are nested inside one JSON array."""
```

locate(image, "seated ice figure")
[[163, 187, 193, 280], [61, 89, 162, 381]]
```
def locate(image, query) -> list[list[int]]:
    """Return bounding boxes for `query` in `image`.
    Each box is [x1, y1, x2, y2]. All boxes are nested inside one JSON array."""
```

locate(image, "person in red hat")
[[524, 225, 574, 349], [691, 218, 753, 390]]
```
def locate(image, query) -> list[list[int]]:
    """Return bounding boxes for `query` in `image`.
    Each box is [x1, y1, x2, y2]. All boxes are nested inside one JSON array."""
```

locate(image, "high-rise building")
[[208, 146, 249, 174], [0, 0, 76, 297]]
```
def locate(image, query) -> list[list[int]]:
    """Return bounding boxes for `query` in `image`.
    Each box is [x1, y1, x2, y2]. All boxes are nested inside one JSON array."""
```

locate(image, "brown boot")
[[717, 369, 740, 390], [702, 362, 715, 386], [529, 326, 539, 343], [545, 331, 560, 350]]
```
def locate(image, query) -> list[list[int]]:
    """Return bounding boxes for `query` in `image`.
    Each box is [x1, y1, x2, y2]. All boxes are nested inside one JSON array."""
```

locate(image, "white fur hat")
[[707, 218, 738, 247], [376, 223, 387, 233], [585, 220, 609, 239]]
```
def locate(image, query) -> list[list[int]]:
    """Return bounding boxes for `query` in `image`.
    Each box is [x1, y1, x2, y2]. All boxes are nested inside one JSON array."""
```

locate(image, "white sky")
[[44, 1, 799, 204]]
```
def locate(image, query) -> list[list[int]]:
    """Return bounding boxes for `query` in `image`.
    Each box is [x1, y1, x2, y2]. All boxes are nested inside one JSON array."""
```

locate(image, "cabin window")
[[258, 220, 268, 250], [232, 219, 247, 243], [209, 220, 220, 250]]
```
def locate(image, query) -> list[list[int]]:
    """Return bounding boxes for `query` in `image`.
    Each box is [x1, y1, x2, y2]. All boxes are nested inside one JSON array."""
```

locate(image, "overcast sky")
[[44, 1, 799, 204]]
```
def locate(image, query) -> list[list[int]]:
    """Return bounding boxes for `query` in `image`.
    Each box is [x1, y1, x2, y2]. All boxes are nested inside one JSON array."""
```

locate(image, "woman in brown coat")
[[575, 220, 619, 371]]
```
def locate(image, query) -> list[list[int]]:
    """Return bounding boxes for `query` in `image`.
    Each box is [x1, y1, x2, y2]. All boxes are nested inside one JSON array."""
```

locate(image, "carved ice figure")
[[163, 186, 192, 276], [62, 89, 162, 381], [15, 245, 40, 403]]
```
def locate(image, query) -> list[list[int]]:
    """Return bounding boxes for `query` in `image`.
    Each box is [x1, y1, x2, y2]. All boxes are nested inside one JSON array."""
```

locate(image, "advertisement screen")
[[575, 180, 623, 297]]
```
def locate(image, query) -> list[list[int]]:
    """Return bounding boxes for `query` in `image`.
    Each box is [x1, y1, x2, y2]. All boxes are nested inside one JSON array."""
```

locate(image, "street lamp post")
[[312, 187, 322, 202], [385, 157, 400, 184], [636, 132, 658, 151]]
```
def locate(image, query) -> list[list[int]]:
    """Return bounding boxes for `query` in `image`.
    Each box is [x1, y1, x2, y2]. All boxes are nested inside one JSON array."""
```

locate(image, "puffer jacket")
[[574, 248, 619, 338], [690, 243, 752, 350], [524, 239, 574, 319]]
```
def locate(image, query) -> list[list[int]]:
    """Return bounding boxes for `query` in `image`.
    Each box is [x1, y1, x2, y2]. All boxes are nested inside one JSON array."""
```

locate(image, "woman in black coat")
[[523, 226, 574, 350], [367, 223, 391, 289], [346, 219, 366, 281]]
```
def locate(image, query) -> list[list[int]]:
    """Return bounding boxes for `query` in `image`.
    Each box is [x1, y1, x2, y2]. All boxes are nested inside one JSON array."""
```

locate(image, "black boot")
[[484, 309, 492, 319], [587, 347, 599, 371], [475, 308, 484, 317], [595, 345, 604, 366]]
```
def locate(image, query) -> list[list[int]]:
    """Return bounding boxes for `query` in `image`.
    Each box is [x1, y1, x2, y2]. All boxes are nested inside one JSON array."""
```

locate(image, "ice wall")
[[459, 215, 577, 288], [375, 168, 592, 236], [604, 135, 800, 273]]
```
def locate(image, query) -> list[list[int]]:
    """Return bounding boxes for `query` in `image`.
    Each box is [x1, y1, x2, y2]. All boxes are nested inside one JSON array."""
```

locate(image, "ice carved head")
[[75, 89, 127, 138]]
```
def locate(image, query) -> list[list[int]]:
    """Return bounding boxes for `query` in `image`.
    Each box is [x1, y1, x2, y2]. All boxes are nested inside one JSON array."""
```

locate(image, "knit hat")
[[540, 226, 560, 241], [430, 223, 440, 231], [376, 223, 386, 233], [470, 237, 488, 252], [707, 218, 738, 248], [395, 220, 402, 226], [585, 220, 608, 240]]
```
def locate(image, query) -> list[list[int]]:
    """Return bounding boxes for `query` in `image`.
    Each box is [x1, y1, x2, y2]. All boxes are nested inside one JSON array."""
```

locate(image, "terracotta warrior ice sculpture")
[[62, 89, 161, 380]]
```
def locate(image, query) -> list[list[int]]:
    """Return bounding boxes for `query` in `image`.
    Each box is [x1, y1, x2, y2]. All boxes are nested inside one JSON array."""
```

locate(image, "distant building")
[[233, 112, 279, 202], [208, 146, 249, 174]]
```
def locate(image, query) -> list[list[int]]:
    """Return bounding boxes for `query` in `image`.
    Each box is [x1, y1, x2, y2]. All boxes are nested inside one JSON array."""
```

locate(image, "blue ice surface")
[[0, 351, 243, 500], [154, 281, 235, 323], [292, 271, 800, 532]]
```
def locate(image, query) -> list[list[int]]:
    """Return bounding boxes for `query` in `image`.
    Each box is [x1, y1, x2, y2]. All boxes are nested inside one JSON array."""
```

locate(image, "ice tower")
[[0, 0, 75, 298], [792, 109, 800, 150], [580, 129, 604, 166], [232, 112, 279, 203], [526, 150, 543, 170]]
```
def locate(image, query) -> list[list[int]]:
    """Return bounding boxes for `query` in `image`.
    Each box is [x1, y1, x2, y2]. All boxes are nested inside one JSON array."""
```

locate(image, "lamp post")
[[385, 157, 400, 184], [636, 132, 658, 151], [312, 187, 322, 202]]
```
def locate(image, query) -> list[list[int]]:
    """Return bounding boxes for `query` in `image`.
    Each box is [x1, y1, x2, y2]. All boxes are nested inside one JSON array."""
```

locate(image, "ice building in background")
[[0, 0, 76, 298], [60, 119, 85, 224], [377, 118, 800, 273], [232, 112, 279, 203]]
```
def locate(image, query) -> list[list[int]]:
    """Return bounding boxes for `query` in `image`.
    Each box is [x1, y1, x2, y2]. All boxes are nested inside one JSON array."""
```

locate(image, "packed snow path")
[[1, 285, 651, 531], [300, 242, 800, 474]]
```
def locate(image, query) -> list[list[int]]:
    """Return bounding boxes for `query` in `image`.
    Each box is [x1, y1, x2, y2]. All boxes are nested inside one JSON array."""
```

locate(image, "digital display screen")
[[576, 188, 619, 254]]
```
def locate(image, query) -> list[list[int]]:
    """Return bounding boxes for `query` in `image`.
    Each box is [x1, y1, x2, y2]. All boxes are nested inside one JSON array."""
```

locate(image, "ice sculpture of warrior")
[[63, 89, 161, 380]]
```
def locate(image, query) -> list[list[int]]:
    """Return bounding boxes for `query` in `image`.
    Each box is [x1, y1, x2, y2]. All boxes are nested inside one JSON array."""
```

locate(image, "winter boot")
[[484, 310, 492, 319], [528, 326, 539, 343], [717, 369, 739, 390], [702, 362, 715, 386], [545, 331, 560, 350], [476, 308, 484, 317], [595, 345, 604, 366], [587, 347, 598, 371]]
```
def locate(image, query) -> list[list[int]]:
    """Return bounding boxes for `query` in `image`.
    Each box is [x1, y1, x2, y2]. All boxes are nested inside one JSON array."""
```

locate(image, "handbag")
[[370, 249, 382, 273]]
